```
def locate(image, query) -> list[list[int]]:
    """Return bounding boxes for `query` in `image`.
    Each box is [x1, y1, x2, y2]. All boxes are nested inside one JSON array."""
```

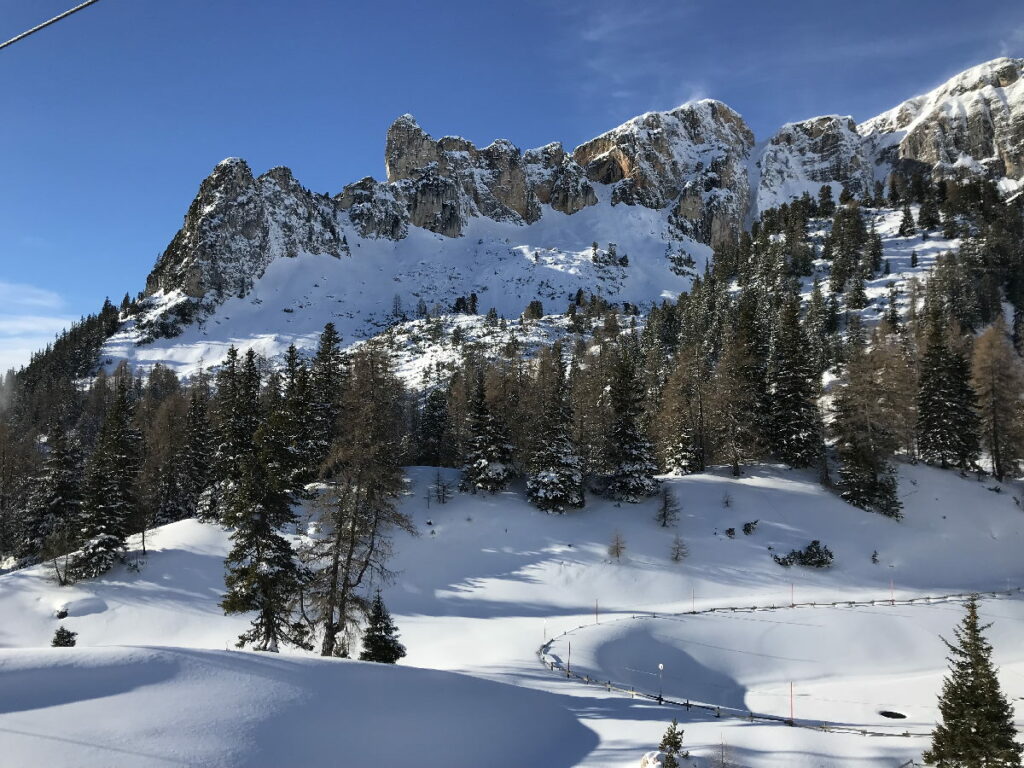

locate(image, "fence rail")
[[537, 586, 1024, 739]]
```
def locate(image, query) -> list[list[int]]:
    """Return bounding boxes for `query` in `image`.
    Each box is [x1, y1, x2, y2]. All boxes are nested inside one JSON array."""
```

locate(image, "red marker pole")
[[791, 583, 794, 607], [790, 681, 794, 721], [567, 640, 572, 677]]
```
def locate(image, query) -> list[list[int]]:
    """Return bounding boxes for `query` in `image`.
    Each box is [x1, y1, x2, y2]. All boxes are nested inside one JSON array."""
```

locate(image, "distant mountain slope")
[[92, 57, 1024, 376]]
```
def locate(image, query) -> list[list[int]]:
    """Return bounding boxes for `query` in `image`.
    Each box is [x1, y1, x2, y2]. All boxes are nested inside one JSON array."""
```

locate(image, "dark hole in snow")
[[879, 710, 906, 719]]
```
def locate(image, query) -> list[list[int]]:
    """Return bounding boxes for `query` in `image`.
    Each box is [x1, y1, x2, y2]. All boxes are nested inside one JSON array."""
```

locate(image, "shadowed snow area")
[[0, 646, 597, 768]]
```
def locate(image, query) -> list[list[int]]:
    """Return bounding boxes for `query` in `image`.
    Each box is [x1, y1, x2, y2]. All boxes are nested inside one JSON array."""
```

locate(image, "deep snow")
[[1, 462, 1022, 766]]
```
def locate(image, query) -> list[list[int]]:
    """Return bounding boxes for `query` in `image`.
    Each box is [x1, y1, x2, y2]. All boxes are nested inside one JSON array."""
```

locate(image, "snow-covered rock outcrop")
[[861, 57, 1024, 181], [573, 99, 754, 249], [755, 115, 877, 215], [120, 57, 1024, 360]]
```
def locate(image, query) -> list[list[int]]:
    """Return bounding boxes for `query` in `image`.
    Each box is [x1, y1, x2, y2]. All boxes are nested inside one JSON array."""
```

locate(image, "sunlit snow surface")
[[1, 463, 1022, 766]]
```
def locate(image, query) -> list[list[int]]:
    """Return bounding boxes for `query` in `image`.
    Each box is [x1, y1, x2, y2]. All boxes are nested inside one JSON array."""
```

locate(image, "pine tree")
[[923, 596, 1023, 767], [526, 347, 584, 513], [817, 184, 835, 217], [918, 193, 942, 230], [358, 590, 406, 664], [899, 204, 917, 236], [766, 293, 823, 468], [51, 626, 77, 647], [281, 345, 317, 486], [220, 351, 309, 652], [460, 370, 516, 493], [832, 342, 903, 518], [659, 341, 709, 474], [659, 718, 688, 767], [918, 322, 980, 469], [180, 380, 213, 516], [972, 318, 1024, 481], [309, 323, 345, 467], [305, 347, 414, 658], [605, 351, 659, 501], [19, 425, 83, 565], [75, 372, 141, 579]]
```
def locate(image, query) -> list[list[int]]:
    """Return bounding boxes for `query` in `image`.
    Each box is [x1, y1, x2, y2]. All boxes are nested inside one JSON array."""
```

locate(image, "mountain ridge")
[[98, 57, 1024, 373]]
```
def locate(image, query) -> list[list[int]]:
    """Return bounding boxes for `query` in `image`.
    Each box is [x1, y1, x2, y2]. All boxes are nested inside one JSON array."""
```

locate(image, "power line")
[[0, 0, 103, 53]]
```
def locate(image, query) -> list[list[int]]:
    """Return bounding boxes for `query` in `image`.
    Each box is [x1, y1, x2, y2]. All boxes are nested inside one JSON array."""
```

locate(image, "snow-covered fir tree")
[[605, 351, 659, 502], [19, 424, 83, 564], [75, 370, 141, 579], [526, 346, 584, 513], [220, 350, 310, 652], [460, 370, 516, 494]]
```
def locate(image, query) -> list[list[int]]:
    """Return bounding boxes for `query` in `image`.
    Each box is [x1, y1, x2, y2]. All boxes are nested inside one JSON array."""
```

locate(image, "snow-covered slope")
[[0, 646, 596, 768], [862, 57, 1024, 184], [2, 462, 1023, 766]]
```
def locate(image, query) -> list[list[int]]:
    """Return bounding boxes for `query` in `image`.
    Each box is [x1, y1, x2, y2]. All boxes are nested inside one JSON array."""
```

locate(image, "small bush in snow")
[[742, 520, 759, 536], [773, 540, 834, 568], [52, 626, 77, 647], [725, 527, 736, 539], [670, 534, 687, 562], [608, 531, 626, 562]]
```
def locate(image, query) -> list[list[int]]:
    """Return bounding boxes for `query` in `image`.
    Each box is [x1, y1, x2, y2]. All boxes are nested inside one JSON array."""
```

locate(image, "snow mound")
[[0, 646, 597, 768]]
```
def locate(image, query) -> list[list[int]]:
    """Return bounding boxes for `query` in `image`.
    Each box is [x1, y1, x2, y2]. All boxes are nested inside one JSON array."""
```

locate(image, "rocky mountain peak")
[[573, 99, 755, 248]]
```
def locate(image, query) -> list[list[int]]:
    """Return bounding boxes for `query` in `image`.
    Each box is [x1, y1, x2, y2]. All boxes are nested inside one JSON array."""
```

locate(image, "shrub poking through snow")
[[742, 520, 758, 535], [773, 540, 834, 568], [52, 625, 77, 647], [725, 527, 736, 539], [608, 531, 626, 562], [670, 534, 687, 562]]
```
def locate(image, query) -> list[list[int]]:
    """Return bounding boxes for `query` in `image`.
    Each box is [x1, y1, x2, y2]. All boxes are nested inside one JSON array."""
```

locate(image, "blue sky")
[[1, 0, 1022, 370]]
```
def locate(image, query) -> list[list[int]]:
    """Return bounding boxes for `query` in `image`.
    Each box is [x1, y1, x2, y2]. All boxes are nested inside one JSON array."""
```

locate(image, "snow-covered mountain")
[[101, 57, 1024, 376]]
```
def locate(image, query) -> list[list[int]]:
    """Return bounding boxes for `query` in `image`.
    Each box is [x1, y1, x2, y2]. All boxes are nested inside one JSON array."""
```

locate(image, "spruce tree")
[[899, 204, 917, 236], [19, 425, 83, 564], [526, 347, 584, 513], [924, 596, 1023, 767], [281, 345, 316, 486], [309, 323, 345, 467], [181, 380, 213, 517], [660, 341, 709, 474], [605, 351, 659, 502], [460, 370, 516, 493], [220, 358, 309, 652], [766, 293, 823, 468], [918, 322, 980, 469], [358, 590, 406, 664], [75, 372, 141, 579], [659, 718, 688, 767]]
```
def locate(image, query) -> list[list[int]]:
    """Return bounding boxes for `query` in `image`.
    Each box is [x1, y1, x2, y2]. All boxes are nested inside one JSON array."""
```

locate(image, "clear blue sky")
[[1, 0, 1022, 370]]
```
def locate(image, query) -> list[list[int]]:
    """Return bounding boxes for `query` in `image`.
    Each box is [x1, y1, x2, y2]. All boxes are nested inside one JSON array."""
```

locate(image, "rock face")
[[573, 100, 754, 249], [138, 58, 1024, 340], [145, 159, 344, 303], [861, 57, 1024, 179], [756, 115, 876, 215]]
